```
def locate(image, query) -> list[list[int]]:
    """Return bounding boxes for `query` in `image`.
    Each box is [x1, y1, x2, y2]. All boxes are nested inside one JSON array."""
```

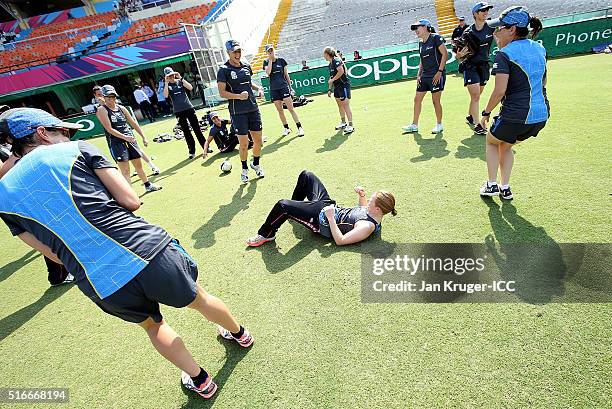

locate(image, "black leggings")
[[176, 108, 206, 155], [258, 170, 335, 238], [44, 256, 70, 285]]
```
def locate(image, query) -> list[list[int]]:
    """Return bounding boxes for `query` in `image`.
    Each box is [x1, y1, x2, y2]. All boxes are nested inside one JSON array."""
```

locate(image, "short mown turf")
[[0, 54, 610, 409]]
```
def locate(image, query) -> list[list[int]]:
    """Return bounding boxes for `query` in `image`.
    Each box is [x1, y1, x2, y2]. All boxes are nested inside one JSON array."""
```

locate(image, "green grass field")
[[1, 54, 611, 409]]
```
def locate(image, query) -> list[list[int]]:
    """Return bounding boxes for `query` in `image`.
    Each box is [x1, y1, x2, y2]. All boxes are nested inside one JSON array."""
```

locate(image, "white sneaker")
[[335, 122, 347, 130], [402, 124, 418, 133], [249, 162, 265, 178], [150, 165, 160, 175], [145, 183, 162, 193], [297, 127, 305, 137], [241, 169, 249, 184], [262, 136, 268, 143], [431, 123, 444, 134], [282, 127, 291, 137], [344, 125, 354, 134]]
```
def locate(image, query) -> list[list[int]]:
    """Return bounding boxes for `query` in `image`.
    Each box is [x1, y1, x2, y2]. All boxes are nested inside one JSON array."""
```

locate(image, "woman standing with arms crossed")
[[479, 7, 548, 200], [263, 44, 305, 137], [324, 47, 354, 135]]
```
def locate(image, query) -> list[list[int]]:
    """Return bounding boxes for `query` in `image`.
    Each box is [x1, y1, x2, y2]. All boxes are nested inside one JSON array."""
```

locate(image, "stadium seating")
[[0, 12, 119, 70], [116, 2, 216, 46], [453, 0, 608, 20], [274, 0, 438, 65]]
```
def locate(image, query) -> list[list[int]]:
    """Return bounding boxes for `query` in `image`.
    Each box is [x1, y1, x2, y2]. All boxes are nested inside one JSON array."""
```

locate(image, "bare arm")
[[0, 153, 18, 179], [330, 63, 345, 82], [18, 232, 62, 264], [163, 79, 169, 98], [202, 134, 215, 158], [217, 81, 247, 100], [328, 219, 375, 246], [120, 105, 146, 141], [181, 79, 193, 91], [94, 167, 141, 211], [264, 60, 272, 76], [438, 44, 448, 71], [96, 107, 135, 142], [483, 73, 509, 114], [283, 66, 293, 91], [355, 186, 367, 206]]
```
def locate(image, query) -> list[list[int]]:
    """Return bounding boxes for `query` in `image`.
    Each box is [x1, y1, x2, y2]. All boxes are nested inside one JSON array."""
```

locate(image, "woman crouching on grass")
[[247, 170, 396, 247], [479, 7, 548, 200]]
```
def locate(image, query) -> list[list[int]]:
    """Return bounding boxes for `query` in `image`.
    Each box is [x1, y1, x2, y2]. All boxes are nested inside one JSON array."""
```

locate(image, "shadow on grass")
[[261, 134, 299, 156], [483, 198, 567, 303], [455, 133, 486, 161], [148, 158, 194, 184], [316, 130, 348, 154], [410, 132, 450, 163], [192, 181, 259, 249], [180, 335, 251, 409], [0, 250, 40, 283], [249, 222, 397, 274], [0, 284, 73, 342]]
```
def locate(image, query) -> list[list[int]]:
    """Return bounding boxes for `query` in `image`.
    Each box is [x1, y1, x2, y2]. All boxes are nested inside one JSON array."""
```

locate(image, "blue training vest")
[[0, 142, 147, 298]]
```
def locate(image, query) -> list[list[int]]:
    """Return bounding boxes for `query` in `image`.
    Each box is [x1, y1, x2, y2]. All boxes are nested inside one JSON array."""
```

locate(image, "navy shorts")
[[271, 86, 291, 102], [333, 84, 351, 100], [490, 116, 547, 144], [417, 73, 446, 93], [231, 110, 263, 135], [92, 239, 199, 323], [108, 138, 142, 162], [463, 62, 490, 86]]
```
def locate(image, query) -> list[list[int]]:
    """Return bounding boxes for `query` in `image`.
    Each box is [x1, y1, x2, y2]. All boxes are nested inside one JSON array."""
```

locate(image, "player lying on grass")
[[247, 170, 396, 247], [0, 108, 253, 400]]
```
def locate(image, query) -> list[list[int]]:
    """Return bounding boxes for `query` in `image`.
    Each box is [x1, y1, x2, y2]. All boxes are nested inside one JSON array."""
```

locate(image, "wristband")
[[481, 110, 491, 117], [438, 69, 444, 73]]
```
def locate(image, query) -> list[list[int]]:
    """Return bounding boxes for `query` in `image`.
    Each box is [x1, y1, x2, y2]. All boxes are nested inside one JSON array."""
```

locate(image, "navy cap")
[[265, 44, 274, 52], [209, 111, 219, 120], [472, 2, 493, 14], [0, 108, 82, 140], [101, 84, 118, 97], [489, 6, 530, 28], [225, 39, 241, 52], [458, 16, 466, 20], [410, 19, 432, 30]]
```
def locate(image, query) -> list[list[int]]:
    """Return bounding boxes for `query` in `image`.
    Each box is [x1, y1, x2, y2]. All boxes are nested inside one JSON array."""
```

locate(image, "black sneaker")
[[500, 186, 513, 200], [480, 182, 500, 197], [466, 115, 476, 129], [474, 124, 487, 135]]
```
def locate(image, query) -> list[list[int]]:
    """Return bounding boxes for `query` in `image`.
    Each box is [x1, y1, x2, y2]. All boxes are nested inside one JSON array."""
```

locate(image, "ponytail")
[[323, 46, 337, 58], [528, 16, 543, 38], [428, 26, 436, 33], [515, 16, 543, 39]]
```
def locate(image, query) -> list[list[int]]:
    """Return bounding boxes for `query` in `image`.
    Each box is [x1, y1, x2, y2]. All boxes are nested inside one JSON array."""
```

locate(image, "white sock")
[[488, 181, 498, 186], [501, 184, 509, 190]]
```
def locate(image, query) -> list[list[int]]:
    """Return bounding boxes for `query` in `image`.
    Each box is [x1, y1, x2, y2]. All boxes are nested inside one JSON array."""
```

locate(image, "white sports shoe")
[[402, 124, 419, 133], [249, 163, 265, 178], [297, 127, 305, 137], [344, 125, 354, 134], [282, 127, 291, 137], [431, 123, 444, 134], [150, 164, 160, 175], [335, 122, 347, 130], [145, 183, 162, 192], [241, 169, 249, 184]]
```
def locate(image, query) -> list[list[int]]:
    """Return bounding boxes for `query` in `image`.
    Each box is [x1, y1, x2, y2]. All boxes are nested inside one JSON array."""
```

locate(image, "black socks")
[[241, 160, 248, 170], [231, 326, 244, 339], [283, 123, 289, 129], [253, 156, 260, 166], [191, 367, 209, 386], [144, 181, 151, 188], [296, 122, 302, 128]]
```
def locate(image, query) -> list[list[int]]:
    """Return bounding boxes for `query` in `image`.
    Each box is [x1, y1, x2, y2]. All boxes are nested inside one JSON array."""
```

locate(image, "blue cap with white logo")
[[209, 111, 219, 120], [410, 19, 432, 30], [225, 39, 241, 52], [472, 2, 493, 14], [0, 108, 82, 140], [265, 44, 274, 52], [488, 6, 530, 28]]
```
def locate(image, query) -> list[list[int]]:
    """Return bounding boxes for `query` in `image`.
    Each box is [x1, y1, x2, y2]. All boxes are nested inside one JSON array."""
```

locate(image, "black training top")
[[216, 61, 258, 115], [263, 57, 289, 90], [103, 105, 132, 142], [329, 57, 350, 88], [465, 23, 495, 64], [318, 206, 381, 238], [209, 119, 233, 151], [452, 24, 468, 41], [0, 141, 171, 300], [419, 33, 446, 77], [167, 80, 194, 113]]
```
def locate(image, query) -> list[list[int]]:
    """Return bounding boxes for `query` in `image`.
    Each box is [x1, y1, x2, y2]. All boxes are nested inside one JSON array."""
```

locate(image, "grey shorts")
[[93, 239, 199, 323]]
